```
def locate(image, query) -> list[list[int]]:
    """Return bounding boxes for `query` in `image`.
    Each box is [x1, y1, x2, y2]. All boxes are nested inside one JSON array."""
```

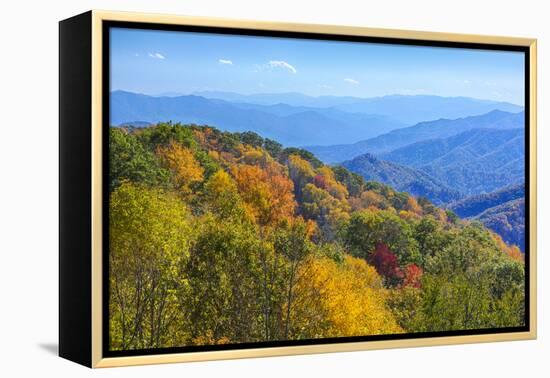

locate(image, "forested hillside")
[[109, 123, 525, 351], [473, 199, 525, 251], [381, 128, 525, 195], [449, 184, 526, 250], [341, 153, 462, 204], [450, 184, 525, 218]]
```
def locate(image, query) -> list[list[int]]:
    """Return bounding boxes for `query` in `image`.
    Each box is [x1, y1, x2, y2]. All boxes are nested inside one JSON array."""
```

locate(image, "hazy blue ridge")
[[382, 128, 524, 196], [111, 91, 405, 146], [340, 153, 463, 205], [306, 109, 524, 164], [194, 91, 522, 124]]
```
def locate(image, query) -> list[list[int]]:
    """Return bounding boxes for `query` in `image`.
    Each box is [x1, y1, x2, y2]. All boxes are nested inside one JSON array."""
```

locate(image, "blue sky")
[[110, 27, 525, 105]]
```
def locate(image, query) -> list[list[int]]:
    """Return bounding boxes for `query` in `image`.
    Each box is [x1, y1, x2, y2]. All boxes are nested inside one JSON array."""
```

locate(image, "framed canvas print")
[[59, 10, 537, 368]]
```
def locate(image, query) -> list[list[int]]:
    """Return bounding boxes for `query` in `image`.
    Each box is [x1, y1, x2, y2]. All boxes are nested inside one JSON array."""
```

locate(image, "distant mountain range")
[[339, 126, 524, 203], [306, 110, 524, 163], [448, 184, 525, 251], [194, 91, 522, 125], [111, 91, 403, 146], [112, 90, 523, 148], [381, 127, 525, 195], [340, 153, 462, 205]]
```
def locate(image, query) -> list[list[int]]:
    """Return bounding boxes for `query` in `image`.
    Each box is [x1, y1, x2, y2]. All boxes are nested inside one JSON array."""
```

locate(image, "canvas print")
[[107, 26, 527, 353]]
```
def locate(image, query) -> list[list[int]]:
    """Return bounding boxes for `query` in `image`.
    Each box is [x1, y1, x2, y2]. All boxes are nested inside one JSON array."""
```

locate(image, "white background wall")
[[0, 0, 547, 376]]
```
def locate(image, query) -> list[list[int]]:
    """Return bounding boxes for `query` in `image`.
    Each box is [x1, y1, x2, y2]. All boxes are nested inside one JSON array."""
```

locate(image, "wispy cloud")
[[218, 59, 233, 65], [268, 60, 297, 74], [148, 52, 165, 60], [344, 78, 359, 85]]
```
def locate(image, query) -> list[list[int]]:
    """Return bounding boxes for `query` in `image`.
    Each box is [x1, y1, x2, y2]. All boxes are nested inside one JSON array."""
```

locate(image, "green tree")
[[109, 182, 192, 350], [136, 122, 197, 151], [416, 223, 525, 331], [186, 214, 264, 344], [343, 209, 420, 265], [109, 128, 169, 190], [272, 217, 316, 338]]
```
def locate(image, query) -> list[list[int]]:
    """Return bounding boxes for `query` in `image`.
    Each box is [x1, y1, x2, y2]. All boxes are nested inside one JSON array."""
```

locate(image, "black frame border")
[[101, 20, 531, 359]]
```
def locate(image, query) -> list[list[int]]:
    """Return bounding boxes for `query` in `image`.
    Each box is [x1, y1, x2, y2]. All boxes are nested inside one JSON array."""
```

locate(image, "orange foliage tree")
[[232, 164, 296, 226]]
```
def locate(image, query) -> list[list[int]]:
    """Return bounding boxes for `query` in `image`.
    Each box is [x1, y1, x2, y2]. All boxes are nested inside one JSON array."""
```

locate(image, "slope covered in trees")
[[448, 184, 525, 251], [341, 153, 462, 205], [450, 184, 525, 218], [108, 123, 525, 351], [381, 128, 525, 195], [473, 198, 525, 252]]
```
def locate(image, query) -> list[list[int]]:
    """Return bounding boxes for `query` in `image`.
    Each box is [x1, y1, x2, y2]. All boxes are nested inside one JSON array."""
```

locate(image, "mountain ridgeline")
[[111, 90, 405, 146], [336, 121, 524, 198], [380, 127, 525, 196], [306, 110, 524, 163], [193, 91, 522, 124], [111, 90, 521, 147], [341, 153, 462, 205]]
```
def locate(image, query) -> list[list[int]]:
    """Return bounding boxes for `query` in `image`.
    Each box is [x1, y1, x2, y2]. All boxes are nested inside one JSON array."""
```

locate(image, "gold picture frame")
[[59, 9, 537, 368]]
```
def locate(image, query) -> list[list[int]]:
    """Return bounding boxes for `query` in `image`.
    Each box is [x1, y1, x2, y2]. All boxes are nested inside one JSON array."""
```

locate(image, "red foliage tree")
[[370, 242, 403, 285]]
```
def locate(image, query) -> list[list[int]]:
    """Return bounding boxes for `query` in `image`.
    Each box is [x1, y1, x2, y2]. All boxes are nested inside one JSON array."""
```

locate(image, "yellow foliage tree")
[[292, 255, 402, 338], [287, 154, 316, 199], [316, 166, 349, 201], [203, 169, 250, 221], [156, 141, 203, 193]]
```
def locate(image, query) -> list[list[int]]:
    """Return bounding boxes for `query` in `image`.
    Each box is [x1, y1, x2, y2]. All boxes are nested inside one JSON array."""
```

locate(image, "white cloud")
[[219, 59, 233, 65], [344, 78, 359, 85], [148, 52, 165, 60], [268, 60, 297, 74]]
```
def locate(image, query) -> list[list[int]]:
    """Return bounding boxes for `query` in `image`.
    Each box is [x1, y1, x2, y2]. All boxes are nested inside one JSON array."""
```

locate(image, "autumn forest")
[[108, 123, 525, 351]]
